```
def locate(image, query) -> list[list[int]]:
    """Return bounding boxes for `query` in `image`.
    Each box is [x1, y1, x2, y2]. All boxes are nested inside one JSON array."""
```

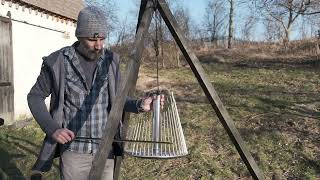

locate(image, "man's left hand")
[[141, 94, 165, 112]]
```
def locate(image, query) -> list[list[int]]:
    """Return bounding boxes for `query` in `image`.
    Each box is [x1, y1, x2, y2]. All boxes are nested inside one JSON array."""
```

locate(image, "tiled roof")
[[18, 0, 85, 20]]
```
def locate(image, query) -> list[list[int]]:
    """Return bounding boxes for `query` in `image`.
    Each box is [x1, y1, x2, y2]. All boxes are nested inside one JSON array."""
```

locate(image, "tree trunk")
[[282, 28, 290, 50], [175, 44, 180, 67], [228, 0, 234, 49]]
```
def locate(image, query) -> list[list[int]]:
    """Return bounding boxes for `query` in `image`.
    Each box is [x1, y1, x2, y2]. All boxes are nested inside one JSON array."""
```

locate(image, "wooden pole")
[[136, 0, 148, 34], [113, 1, 151, 179], [88, 1, 154, 179], [156, 0, 264, 179]]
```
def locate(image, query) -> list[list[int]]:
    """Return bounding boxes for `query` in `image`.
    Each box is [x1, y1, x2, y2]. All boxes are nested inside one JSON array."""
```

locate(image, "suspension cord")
[[153, 1, 160, 95]]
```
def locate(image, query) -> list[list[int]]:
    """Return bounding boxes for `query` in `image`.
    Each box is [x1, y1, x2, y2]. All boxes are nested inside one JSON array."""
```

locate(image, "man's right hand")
[[52, 128, 75, 144]]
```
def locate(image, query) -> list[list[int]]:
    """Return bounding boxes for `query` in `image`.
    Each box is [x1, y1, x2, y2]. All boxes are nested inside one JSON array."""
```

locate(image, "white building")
[[0, 0, 84, 125]]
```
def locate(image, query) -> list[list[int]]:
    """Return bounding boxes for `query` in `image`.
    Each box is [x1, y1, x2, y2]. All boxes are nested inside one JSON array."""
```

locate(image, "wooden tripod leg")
[[88, 0, 155, 179], [113, 0, 152, 180], [113, 156, 122, 180], [156, 0, 264, 179]]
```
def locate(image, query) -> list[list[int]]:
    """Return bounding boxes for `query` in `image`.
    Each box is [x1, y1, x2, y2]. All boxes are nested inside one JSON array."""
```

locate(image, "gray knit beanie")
[[75, 6, 107, 38]]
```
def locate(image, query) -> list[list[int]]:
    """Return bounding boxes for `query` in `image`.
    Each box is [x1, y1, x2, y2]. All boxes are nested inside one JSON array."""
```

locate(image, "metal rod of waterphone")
[[152, 94, 161, 155]]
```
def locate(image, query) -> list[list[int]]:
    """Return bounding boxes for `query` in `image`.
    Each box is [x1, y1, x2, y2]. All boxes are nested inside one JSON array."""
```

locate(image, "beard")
[[77, 42, 103, 61]]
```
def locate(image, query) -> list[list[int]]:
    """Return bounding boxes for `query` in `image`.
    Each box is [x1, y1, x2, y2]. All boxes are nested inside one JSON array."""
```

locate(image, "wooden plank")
[[113, 155, 123, 180], [0, 16, 14, 125], [8, 16, 13, 84], [0, 86, 14, 124], [0, 82, 11, 86], [88, 1, 155, 179], [156, 0, 264, 179]]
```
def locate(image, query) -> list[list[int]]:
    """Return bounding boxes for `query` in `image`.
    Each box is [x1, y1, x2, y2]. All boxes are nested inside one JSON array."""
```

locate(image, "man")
[[28, 6, 161, 180]]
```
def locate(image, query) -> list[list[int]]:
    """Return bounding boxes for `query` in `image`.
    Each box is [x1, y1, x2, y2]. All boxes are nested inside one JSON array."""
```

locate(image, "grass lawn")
[[0, 48, 319, 179]]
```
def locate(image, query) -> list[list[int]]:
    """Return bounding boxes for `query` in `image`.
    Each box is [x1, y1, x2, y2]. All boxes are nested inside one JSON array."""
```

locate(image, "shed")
[[0, 0, 85, 125]]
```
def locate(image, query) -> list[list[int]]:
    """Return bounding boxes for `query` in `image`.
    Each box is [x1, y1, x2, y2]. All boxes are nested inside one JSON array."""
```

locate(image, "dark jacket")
[[27, 45, 139, 172]]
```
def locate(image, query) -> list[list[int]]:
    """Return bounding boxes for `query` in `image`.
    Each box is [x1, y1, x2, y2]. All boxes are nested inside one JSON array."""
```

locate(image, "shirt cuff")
[[136, 98, 145, 113]]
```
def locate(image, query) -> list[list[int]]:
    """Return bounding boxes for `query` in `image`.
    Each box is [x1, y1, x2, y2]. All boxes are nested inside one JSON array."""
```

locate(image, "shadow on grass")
[[239, 126, 320, 177], [232, 59, 320, 70], [0, 135, 41, 157], [0, 146, 26, 179], [301, 154, 320, 175], [166, 75, 319, 177], [0, 134, 60, 179], [170, 78, 319, 116], [198, 53, 320, 70]]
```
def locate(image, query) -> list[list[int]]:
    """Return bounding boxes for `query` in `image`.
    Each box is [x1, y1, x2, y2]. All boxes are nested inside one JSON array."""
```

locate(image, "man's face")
[[78, 37, 105, 60]]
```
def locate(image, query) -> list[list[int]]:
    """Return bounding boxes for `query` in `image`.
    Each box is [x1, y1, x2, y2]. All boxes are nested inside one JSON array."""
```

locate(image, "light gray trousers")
[[60, 151, 114, 180]]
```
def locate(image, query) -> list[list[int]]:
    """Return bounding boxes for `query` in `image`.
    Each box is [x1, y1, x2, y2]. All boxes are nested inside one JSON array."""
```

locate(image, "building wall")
[[0, 1, 78, 122]]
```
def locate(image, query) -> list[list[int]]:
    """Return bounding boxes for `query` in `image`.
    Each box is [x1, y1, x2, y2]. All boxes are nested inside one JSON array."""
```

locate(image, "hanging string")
[[153, 1, 160, 95]]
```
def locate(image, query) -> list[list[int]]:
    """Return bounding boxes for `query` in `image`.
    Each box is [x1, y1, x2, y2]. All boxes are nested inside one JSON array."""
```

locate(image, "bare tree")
[[84, 0, 118, 46], [241, 13, 258, 41], [153, 0, 192, 68], [299, 15, 310, 39], [227, 0, 235, 48], [172, 4, 191, 67], [295, 0, 320, 15], [122, 0, 173, 68], [115, 17, 135, 46], [302, 13, 320, 38], [255, 0, 320, 45], [203, 0, 227, 46], [189, 22, 206, 42], [173, 6, 191, 38], [263, 18, 282, 42]]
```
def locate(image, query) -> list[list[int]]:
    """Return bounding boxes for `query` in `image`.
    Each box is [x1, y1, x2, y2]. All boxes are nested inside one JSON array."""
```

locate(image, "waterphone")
[[124, 6, 188, 159], [89, 1, 264, 179], [124, 91, 188, 158]]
